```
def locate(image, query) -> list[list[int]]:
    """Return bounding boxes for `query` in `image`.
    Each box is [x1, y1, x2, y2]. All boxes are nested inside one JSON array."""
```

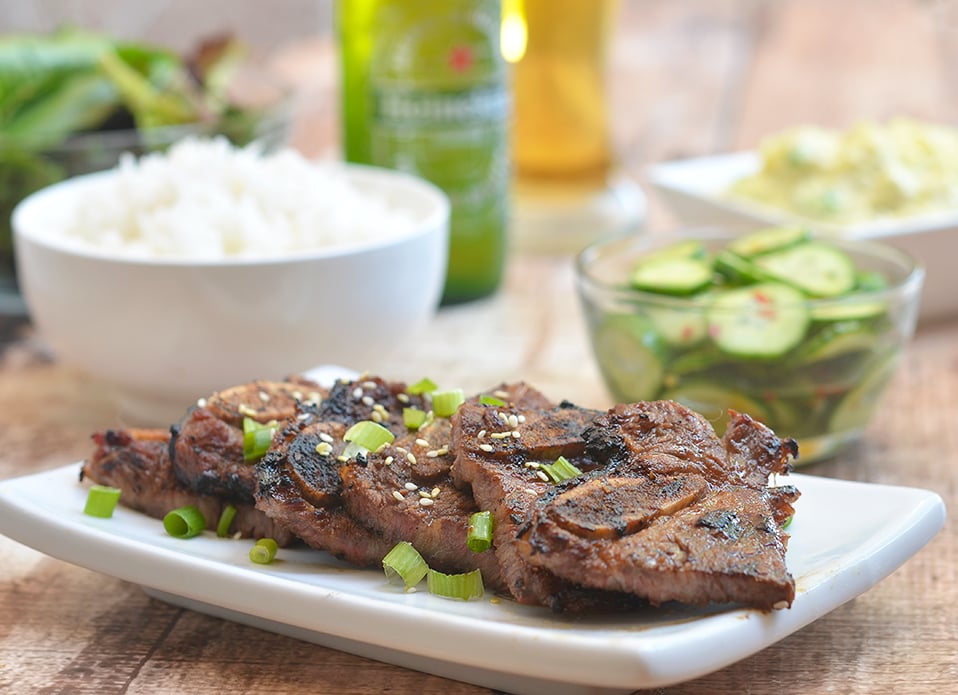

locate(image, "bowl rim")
[[12, 160, 451, 268], [575, 227, 926, 310], [646, 150, 958, 239]]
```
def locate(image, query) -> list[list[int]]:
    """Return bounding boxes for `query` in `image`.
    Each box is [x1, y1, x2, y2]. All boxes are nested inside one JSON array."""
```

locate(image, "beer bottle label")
[[367, 4, 510, 242]]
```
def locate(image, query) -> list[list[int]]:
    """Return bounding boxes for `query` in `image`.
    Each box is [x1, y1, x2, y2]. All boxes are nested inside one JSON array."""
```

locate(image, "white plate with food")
[[0, 461, 944, 694], [646, 150, 958, 322]]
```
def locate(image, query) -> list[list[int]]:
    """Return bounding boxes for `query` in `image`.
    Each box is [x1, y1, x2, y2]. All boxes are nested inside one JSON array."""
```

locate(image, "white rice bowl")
[[13, 139, 450, 425], [53, 137, 418, 260]]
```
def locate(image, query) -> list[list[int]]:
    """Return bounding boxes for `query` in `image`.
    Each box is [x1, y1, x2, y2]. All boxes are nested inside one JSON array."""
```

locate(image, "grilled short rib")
[[170, 379, 324, 503], [339, 415, 504, 587], [450, 389, 645, 612], [253, 376, 435, 567], [256, 378, 504, 585], [513, 402, 800, 609], [82, 428, 296, 545]]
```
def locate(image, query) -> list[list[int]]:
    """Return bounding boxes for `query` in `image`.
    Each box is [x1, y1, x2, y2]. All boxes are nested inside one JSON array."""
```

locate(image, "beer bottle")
[[337, 0, 510, 304]]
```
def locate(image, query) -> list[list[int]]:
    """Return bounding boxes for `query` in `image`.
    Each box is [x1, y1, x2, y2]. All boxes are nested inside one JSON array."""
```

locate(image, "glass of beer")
[[502, 0, 644, 252]]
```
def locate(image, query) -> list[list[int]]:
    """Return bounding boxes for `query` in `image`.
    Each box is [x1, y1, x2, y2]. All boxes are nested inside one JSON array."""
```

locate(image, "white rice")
[[59, 137, 417, 259]]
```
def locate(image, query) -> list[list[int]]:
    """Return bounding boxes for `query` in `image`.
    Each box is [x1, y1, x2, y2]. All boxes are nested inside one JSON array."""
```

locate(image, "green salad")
[[590, 227, 907, 459], [0, 29, 284, 281]]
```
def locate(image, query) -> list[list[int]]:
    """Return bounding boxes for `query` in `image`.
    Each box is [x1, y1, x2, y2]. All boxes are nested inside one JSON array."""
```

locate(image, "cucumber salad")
[[590, 227, 907, 459]]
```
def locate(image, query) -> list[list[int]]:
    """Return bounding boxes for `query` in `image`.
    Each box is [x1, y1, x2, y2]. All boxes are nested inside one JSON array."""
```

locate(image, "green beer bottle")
[[337, 0, 510, 304]]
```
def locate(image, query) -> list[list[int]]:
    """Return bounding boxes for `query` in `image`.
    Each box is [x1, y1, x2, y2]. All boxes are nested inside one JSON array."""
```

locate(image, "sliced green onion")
[[479, 394, 506, 407], [83, 485, 122, 518], [403, 406, 428, 431], [467, 511, 494, 553], [163, 505, 206, 539], [782, 515, 794, 530], [432, 389, 465, 418], [427, 568, 484, 601], [540, 456, 583, 484], [243, 417, 278, 462], [382, 541, 429, 588], [407, 377, 438, 395], [344, 420, 395, 452], [216, 504, 238, 538], [250, 537, 278, 564]]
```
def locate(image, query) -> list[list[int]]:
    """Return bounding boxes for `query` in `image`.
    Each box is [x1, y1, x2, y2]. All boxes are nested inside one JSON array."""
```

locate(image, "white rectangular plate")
[[0, 464, 944, 694]]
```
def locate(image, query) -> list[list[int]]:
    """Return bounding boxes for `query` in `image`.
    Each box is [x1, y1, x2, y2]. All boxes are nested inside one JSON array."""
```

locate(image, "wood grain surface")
[[2, 1, 957, 693]]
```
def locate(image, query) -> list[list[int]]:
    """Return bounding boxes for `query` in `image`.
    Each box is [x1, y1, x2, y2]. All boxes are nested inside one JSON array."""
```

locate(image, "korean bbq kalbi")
[[81, 374, 800, 612]]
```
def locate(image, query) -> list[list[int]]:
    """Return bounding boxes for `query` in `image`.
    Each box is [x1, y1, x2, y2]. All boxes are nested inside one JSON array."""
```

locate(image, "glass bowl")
[[575, 229, 924, 463]]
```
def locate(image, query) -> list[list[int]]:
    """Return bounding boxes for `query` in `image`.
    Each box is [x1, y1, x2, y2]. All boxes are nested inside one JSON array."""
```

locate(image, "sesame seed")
[[512, 430, 521, 438], [407, 452, 417, 464], [395, 446, 408, 454], [296, 412, 311, 421], [430, 487, 440, 498], [238, 403, 258, 417], [489, 596, 501, 605], [196, 397, 207, 407], [418, 498, 434, 507], [315, 442, 333, 456], [496, 411, 506, 422], [478, 429, 487, 439], [259, 391, 270, 402], [362, 395, 375, 407], [373, 403, 389, 414], [319, 432, 334, 443], [404, 482, 418, 491], [426, 450, 439, 458], [508, 414, 519, 429], [536, 471, 549, 482], [384, 456, 394, 466], [418, 489, 431, 498], [524, 461, 540, 469], [517, 415, 526, 424], [397, 393, 410, 403], [392, 491, 405, 502], [773, 600, 789, 610], [494, 390, 508, 399], [337, 455, 349, 462], [525, 488, 538, 495], [490, 432, 510, 439], [437, 446, 449, 456], [415, 438, 430, 448], [352, 387, 363, 399], [479, 444, 494, 452], [362, 380, 378, 389], [371, 410, 383, 423]]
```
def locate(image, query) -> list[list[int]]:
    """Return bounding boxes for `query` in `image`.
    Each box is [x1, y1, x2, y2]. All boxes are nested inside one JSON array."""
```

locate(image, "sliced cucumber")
[[642, 239, 709, 263], [707, 283, 810, 358], [810, 298, 888, 322], [713, 250, 768, 284], [662, 381, 773, 435], [828, 351, 899, 434], [752, 242, 856, 298], [793, 321, 878, 364], [592, 314, 666, 402], [646, 305, 708, 347], [727, 226, 809, 258], [630, 257, 713, 296]]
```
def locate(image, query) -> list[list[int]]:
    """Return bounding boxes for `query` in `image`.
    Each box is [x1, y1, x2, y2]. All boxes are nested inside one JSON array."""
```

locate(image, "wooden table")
[[2, 1, 956, 692]]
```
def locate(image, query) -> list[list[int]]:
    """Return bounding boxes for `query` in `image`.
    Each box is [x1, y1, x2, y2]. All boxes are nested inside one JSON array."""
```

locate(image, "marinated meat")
[[514, 403, 799, 609], [252, 376, 430, 566], [450, 388, 643, 612], [82, 428, 296, 545], [170, 379, 324, 503], [340, 416, 504, 588]]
